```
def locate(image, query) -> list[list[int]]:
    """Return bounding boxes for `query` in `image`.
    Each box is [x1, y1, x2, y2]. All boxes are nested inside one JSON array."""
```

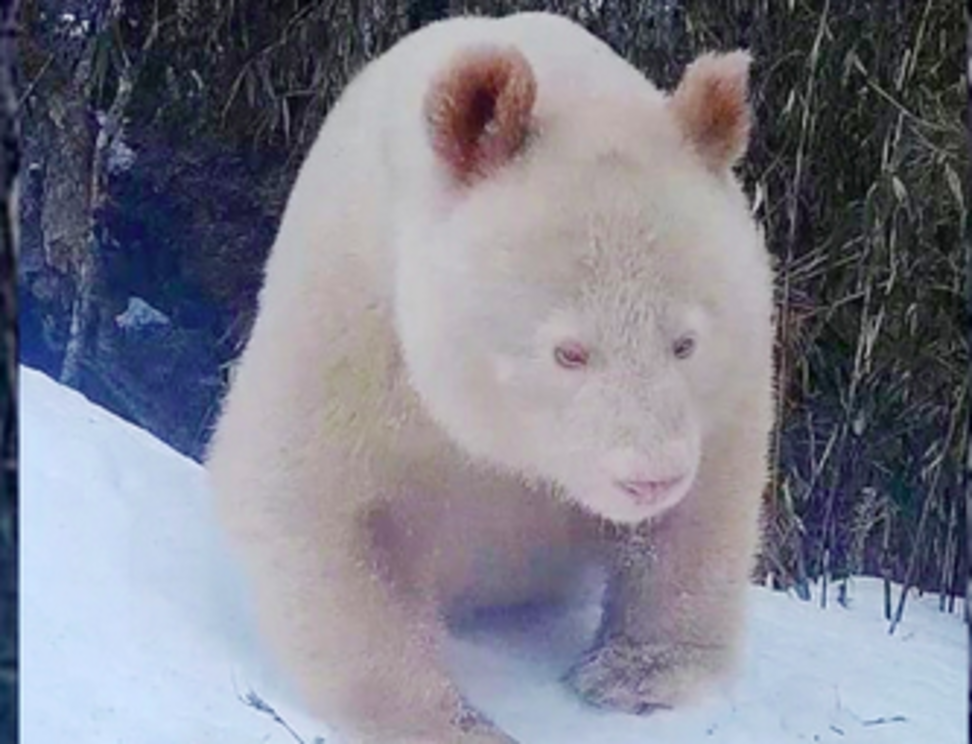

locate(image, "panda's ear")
[[424, 45, 537, 187], [669, 50, 753, 173]]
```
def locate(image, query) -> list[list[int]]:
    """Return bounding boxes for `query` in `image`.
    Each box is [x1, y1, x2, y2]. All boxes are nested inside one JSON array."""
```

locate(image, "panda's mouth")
[[551, 455, 698, 525], [567, 469, 696, 525], [614, 475, 687, 505]]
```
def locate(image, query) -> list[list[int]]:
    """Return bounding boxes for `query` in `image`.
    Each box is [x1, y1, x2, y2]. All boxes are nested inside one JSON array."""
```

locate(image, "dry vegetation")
[[713, 1, 968, 609]]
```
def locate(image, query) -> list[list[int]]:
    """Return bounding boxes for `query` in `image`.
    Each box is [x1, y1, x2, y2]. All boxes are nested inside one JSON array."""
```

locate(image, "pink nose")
[[600, 447, 694, 503]]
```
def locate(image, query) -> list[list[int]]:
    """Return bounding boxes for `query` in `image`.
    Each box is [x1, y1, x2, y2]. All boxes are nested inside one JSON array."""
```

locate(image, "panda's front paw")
[[564, 637, 727, 715], [450, 703, 520, 743]]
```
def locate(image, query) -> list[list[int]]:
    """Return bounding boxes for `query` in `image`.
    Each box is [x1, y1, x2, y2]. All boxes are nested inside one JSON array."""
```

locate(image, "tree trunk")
[[58, 36, 133, 387]]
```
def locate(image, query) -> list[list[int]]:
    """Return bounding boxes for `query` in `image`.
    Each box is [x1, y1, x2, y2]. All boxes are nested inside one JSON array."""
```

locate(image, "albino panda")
[[206, 11, 775, 744]]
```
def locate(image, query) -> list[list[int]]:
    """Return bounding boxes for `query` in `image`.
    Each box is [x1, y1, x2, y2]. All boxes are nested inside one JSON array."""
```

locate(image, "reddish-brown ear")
[[670, 50, 753, 173], [424, 45, 537, 187]]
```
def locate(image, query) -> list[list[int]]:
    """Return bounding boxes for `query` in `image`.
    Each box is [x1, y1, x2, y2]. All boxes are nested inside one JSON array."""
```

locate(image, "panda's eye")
[[673, 334, 697, 360], [554, 341, 590, 370]]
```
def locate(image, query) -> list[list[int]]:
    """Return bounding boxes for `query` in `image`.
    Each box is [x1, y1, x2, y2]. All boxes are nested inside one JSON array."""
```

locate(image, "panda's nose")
[[599, 446, 695, 502]]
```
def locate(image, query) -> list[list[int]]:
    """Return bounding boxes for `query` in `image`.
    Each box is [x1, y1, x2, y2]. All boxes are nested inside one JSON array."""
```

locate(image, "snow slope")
[[20, 367, 968, 743]]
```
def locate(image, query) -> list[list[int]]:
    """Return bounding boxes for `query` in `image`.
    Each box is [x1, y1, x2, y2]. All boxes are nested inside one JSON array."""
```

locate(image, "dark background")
[[2, 0, 19, 740], [14, 0, 968, 654]]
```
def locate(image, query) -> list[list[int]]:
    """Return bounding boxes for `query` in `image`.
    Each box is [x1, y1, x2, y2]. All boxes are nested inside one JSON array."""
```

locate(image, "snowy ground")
[[21, 366, 968, 743]]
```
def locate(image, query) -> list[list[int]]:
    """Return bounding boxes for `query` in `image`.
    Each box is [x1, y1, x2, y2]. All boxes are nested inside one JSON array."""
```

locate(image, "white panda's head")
[[394, 45, 774, 525]]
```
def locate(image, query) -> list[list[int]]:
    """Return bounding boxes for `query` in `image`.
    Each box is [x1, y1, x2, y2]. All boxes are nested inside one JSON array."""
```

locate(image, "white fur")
[[207, 12, 775, 744]]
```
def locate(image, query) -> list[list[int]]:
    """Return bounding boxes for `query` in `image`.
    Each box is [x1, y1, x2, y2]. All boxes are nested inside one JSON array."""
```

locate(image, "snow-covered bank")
[[20, 367, 967, 743]]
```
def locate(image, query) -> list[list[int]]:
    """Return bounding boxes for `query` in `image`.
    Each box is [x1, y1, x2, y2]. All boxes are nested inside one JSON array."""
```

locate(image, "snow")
[[114, 296, 170, 330], [107, 136, 137, 174], [21, 366, 968, 743], [58, 12, 91, 38]]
